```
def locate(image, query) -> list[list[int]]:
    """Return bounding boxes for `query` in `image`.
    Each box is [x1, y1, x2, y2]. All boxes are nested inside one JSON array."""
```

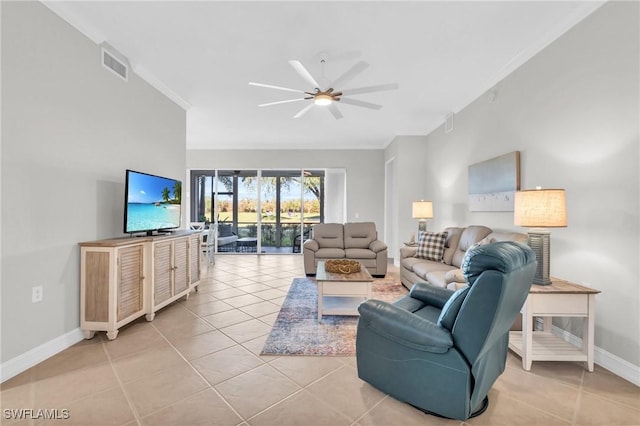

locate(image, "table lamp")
[[514, 188, 567, 285], [412, 200, 433, 232]]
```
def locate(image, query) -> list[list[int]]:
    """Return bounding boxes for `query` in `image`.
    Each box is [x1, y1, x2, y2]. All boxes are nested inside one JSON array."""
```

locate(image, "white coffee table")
[[316, 261, 373, 322]]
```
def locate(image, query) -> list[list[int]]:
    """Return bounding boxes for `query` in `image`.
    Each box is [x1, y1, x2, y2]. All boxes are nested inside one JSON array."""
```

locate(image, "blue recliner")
[[356, 241, 536, 420]]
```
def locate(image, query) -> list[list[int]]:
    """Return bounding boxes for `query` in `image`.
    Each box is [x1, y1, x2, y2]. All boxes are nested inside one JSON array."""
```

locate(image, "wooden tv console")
[[79, 231, 201, 340]]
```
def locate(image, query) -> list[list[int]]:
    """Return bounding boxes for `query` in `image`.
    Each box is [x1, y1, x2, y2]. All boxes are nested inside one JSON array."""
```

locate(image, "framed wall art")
[[468, 151, 520, 212]]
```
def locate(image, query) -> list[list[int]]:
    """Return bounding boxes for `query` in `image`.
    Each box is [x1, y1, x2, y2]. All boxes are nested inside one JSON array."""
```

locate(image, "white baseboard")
[[1, 328, 85, 383], [550, 324, 640, 387]]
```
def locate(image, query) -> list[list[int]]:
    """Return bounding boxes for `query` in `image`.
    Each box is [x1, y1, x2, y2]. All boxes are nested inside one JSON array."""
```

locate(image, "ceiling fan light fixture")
[[314, 93, 333, 106]]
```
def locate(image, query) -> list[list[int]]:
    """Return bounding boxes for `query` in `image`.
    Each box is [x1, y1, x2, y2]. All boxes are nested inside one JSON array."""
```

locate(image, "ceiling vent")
[[101, 44, 128, 82]]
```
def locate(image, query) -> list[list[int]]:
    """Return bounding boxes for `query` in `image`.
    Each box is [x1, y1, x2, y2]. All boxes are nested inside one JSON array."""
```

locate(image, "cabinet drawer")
[[529, 293, 589, 316]]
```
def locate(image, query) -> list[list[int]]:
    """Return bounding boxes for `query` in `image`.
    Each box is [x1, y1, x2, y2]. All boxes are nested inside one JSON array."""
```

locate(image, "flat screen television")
[[124, 169, 182, 235]]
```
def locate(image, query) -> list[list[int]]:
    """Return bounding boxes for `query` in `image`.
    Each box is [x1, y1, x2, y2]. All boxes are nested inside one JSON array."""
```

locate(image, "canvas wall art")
[[468, 151, 520, 211]]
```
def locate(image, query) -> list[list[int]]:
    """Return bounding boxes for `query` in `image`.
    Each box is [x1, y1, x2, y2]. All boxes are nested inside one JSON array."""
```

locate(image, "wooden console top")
[[79, 230, 198, 247]]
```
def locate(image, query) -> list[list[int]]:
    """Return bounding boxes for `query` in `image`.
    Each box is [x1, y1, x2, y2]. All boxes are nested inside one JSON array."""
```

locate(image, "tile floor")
[[1, 255, 638, 426]]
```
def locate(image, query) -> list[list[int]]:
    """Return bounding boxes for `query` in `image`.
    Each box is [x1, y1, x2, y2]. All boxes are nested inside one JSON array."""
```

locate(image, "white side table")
[[509, 278, 600, 371]]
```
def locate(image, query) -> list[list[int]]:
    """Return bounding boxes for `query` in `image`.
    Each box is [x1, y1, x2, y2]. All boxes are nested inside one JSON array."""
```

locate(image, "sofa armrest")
[[400, 246, 417, 259], [358, 300, 453, 353], [303, 239, 319, 252], [369, 240, 387, 253], [409, 282, 455, 309]]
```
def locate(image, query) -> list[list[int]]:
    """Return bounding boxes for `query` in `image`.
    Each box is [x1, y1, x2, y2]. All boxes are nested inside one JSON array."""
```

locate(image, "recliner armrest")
[[409, 282, 455, 309], [358, 299, 453, 353], [369, 240, 387, 252], [303, 239, 319, 252]]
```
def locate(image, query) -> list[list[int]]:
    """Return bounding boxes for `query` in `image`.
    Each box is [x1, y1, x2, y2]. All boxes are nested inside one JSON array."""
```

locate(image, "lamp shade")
[[514, 189, 567, 228], [412, 201, 433, 219]]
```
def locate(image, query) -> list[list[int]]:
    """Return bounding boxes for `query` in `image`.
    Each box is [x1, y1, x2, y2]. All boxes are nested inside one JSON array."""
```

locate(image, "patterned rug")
[[260, 277, 408, 356]]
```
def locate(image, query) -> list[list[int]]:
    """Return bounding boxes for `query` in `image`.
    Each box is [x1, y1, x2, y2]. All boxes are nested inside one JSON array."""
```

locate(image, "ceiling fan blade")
[[339, 98, 383, 110], [258, 98, 308, 107], [328, 103, 343, 120], [249, 82, 308, 94], [293, 103, 315, 119], [289, 60, 320, 89], [340, 83, 399, 96], [330, 61, 369, 89]]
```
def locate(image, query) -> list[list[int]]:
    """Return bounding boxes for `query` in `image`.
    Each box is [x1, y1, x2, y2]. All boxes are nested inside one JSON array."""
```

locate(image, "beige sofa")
[[400, 225, 526, 290], [303, 222, 388, 277]]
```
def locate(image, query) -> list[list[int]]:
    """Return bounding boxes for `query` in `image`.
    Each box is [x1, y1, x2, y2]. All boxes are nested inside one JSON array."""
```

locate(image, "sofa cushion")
[[344, 222, 376, 249], [415, 231, 448, 261], [425, 269, 459, 288], [400, 256, 426, 273], [413, 261, 454, 280], [315, 247, 345, 259], [487, 231, 527, 244], [451, 225, 492, 267], [312, 223, 345, 249], [442, 227, 464, 265], [345, 248, 377, 259]]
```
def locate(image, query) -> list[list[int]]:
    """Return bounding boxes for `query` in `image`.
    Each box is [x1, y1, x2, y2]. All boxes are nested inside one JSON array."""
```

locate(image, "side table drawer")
[[529, 293, 589, 316]]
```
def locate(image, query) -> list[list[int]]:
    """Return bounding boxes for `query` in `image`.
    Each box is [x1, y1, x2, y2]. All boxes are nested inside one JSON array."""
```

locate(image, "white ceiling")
[[44, 1, 604, 150]]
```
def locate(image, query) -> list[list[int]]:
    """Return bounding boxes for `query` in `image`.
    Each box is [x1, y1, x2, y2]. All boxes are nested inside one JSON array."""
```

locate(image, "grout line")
[[100, 338, 143, 426], [148, 321, 247, 424], [350, 394, 388, 426]]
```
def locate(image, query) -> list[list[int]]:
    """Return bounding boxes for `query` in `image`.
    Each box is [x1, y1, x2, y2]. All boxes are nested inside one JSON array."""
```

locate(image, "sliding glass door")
[[190, 169, 326, 254]]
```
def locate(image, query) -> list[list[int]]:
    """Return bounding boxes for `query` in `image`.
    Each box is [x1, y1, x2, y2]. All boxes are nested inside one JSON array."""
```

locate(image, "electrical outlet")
[[32, 286, 43, 303]]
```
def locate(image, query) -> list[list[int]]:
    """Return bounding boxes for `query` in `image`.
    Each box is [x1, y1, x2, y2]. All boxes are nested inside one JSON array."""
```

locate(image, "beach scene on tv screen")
[[127, 172, 181, 231]]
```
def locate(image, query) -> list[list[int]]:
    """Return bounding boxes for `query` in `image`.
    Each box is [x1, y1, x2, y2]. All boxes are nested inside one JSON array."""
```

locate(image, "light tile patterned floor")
[[1, 255, 638, 425]]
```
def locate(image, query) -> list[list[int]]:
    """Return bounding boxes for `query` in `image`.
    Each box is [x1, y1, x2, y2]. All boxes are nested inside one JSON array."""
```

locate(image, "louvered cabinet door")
[[80, 240, 147, 341], [117, 245, 144, 322], [153, 241, 173, 307], [173, 238, 189, 294], [189, 234, 200, 286]]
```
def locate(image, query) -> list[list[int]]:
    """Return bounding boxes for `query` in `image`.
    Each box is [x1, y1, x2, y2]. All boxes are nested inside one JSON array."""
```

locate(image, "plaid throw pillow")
[[415, 231, 448, 261]]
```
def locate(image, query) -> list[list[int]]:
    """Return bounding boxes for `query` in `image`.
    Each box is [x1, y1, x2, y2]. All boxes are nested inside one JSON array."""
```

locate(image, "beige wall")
[[1, 2, 186, 364], [387, 1, 639, 369]]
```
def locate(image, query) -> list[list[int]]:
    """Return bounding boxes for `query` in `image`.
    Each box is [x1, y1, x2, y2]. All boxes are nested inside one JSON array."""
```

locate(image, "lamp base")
[[527, 229, 552, 285], [418, 220, 427, 233]]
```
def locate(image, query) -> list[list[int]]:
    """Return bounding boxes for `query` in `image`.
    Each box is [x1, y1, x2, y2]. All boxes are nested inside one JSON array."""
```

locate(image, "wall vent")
[[101, 46, 128, 82]]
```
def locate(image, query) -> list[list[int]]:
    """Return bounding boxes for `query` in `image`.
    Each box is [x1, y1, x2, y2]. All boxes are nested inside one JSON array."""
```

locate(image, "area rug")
[[260, 277, 408, 356]]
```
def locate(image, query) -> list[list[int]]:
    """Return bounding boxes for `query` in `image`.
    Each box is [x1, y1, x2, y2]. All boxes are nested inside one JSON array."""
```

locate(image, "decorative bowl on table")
[[325, 259, 361, 274]]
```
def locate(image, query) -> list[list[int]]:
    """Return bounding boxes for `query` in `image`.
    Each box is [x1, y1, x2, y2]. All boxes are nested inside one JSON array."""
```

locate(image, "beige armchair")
[[303, 222, 388, 277]]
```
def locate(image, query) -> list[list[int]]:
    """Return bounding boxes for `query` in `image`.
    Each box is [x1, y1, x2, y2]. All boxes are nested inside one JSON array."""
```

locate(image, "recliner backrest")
[[451, 241, 536, 364], [311, 223, 345, 249], [343, 222, 376, 248]]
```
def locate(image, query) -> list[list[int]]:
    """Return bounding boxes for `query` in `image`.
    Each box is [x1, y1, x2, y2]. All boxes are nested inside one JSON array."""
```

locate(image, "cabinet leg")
[[145, 312, 155, 321], [106, 330, 119, 340], [83, 330, 96, 340]]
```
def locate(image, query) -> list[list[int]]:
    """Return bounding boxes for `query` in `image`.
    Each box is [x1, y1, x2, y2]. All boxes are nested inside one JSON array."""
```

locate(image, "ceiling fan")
[[249, 60, 398, 120]]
